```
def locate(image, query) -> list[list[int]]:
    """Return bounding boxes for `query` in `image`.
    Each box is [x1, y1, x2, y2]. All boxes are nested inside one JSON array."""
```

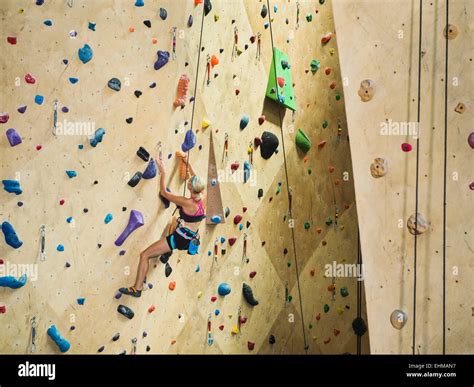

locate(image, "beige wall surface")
[[0, 0, 368, 354], [333, 0, 473, 354]]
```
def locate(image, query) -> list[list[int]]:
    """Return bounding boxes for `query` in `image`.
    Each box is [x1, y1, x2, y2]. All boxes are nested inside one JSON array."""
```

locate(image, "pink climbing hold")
[[0, 113, 9, 124], [321, 32, 332, 44], [401, 143, 412, 152], [233, 215, 242, 225], [24, 74, 36, 84], [277, 77, 285, 88]]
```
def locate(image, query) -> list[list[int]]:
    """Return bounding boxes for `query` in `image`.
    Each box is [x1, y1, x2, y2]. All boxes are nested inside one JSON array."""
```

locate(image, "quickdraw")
[[52, 99, 58, 136], [39, 225, 46, 261], [31, 316, 37, 353], [171, 27, 177, 60], [232, 26, 239, 61]]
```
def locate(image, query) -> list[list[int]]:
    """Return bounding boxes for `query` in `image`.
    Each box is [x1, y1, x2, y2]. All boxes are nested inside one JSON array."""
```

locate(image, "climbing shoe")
[[119, 286, 142, 298]]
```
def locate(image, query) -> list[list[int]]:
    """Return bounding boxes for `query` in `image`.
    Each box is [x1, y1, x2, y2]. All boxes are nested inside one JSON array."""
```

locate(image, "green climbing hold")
[[306, 14, 313, 22], [310, 59, 320, 73], [336, 95, 341, 101], [324, 304, 330, 313], [287, 295, 293, 302], [304, 222, 311, 230], [340, 287, 349, 297], [287, 261, 291, 268], [322, 120, 329, 128], [295, 128, 312, 153], [325, 217, 333, 226], [309, 323, 313, 329], [308, 169, 312, 175]]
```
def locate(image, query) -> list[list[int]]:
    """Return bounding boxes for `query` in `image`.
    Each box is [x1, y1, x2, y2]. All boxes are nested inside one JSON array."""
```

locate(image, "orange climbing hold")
[[129, 26, 135, 32], [148, 305, 156, 313], [318, 140, 327, 148], [168, 281, 176, 291], [175, 151, 189, 180], [195, 0, 203, 4], [211, 55, 219, 67], [174, 74, 190, 107], [277, 77, 285, 88]]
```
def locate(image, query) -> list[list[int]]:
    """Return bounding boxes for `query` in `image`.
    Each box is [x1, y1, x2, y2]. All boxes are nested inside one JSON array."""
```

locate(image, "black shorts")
[[166, 227, 197, 251]]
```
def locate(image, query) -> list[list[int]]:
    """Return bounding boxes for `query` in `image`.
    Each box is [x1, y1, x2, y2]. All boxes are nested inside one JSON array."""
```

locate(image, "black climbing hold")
[[242, 283, 259, 306], [261, 4, 268, 18], [269, 335, 276, 344], [122, 207, 127, 212], [219, 48, 224, 53], [117, 304, 134, 319], [352, 317, 367, 337], [224, 207, 230, 217], [160, 251, 172, 264], [260, 131, 279, 160], [146, 345, 151, 352], [134, 90, 142, 98], [98, 346, 105, 352], [165, 262, 172, 277], [143, 20, 151, 28], [283, 248, 288, 255], [258, 188, 263, 199], [137, 146, 150, 162], [112, 333, 120, 341], [94, 180, 98, 185], [204, 0, 212, 16], [108, 77, 121, 91], [126, 117, 133, 124], [149, 82, 156, 88], [127, 172, 142, 187], [187, 15, 193, 27], [185, 62, 189, 67], [98, 244, 102, 248], [83, 208, 89, 213], [159, 8, 167, 20], [244, 44, 248, 50], [246, 221, 251, 229]]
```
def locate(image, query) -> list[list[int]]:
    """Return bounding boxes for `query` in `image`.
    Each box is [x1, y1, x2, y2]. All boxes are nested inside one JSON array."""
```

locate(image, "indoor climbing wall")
[[333, 0, 473, 354], [1, 0, 368, 354]]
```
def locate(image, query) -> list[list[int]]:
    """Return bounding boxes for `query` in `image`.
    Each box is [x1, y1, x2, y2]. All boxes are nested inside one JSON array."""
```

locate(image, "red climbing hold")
[[334, 328, 340, 336], [250, 35, 256, 43], [25, 74, 36, 84], [148, 305, 156, 313], [316, 313, 321, 321], [316, 228, 322, 234], [240, 316, 247, 324], [318, 140, 327, 148], [211, 296, 217, 302], [321, 33, 332, 44], [247, 341, 255, 351], [242, 207, 247, 213], [310, 268, 315, 276], [168, 281, 176, 291], [328, 166, 335, 173], [219, 324, 224, 331], [7, 36, 17, 45], [401, 143, 412, 152], [228, 237, 237, 246], [325, 67, 331, 75], [330, 81, 336, 89], [36, 145, 42, 151], [254, 137, 262, 147], [277, 77, 285, 88], [195, 0, 203, 5], [258, 115, 265, 125], [249, 271, 257, 278], [231, 162, 240, 171], [0, 305, 6, 314], [210, 55, 219, 67], [233, 215, 242, 225], [235, 89, 240, 95], [59, 199, 65, 205]]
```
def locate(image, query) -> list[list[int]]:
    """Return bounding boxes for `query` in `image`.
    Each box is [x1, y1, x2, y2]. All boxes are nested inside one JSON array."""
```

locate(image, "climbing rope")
[[412, 0, 423, 355], [442, 0, 449, 355], [266, 0, 308, 354], [179, 6, 205, 199]]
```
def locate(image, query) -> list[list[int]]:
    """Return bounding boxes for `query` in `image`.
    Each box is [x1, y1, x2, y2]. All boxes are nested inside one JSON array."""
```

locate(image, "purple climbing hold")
[[6, 128, 21, 147], [17, 105, 27, 114], [468, 132, 474, 149], [181, 129, 196, 152], [142, 158, 157, 179], [154, 50, 170, 71], [114, 210, 144, 246]]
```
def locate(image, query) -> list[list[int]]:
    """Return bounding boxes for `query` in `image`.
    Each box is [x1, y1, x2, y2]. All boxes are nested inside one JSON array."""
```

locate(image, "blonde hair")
[[190, 175, 205, 200]]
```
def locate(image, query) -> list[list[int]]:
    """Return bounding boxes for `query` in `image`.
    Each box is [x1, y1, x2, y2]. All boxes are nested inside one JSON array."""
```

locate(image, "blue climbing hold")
[[69, 77, 79, 84], [0, 274, 27, 289], [215, 309, 220, 316], [66, 217, 73, 223], [104, 214, 113, 224], [2, 221, 23, 249], [195, 264, 200, 272], [134, 0, 144, 6], [210, 215, 222, 224], [77, 298, 85, 305], [90, 128, 105, 147], [78, 44, 93, 64], [188, 15, 193, 27], [159, 8, 167, 20], [47, 325, 70, 353], [66, 170, 77, 178], [35, 95, 44, 105], [88, 22, 96, 31], [240, 115, 249, 130], [142, 158, 157, 179], [243, 160, 251, 183], [154, 50, 170, 71], [218, 283, 231, 296], [2, 180, 22, 195], [57, 244, 65, 252], [44, 19, 53, 26], [181, 129, 196, 152], [220, 237, 226, 243]]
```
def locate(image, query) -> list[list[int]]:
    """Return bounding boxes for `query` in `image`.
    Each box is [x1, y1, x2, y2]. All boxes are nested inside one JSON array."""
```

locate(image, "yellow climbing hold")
[[201, 119, 211, 129], [231, 325, 239, 334], [336, 307, 344, 315], [197, 291, 203, 298], [214, 15, 219, 22], [329, 48, 335, 55]]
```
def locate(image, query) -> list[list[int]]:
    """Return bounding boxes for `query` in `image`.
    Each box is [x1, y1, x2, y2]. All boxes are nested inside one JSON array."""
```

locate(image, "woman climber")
[[119, 152, 206, 298]]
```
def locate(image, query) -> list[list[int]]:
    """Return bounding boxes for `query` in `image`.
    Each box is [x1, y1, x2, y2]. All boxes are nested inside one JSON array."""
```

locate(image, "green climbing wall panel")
[[265, 47, 297, 111]]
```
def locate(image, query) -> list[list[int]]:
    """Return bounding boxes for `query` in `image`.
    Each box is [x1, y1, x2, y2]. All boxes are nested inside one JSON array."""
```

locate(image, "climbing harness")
[[30, 316, 37, 353], [232, 26, 239, 61], [266, 0, 308, 353], [171, 27, 177, 60], [207, 314, 214, 346], [131, 337, 137, 355], [39, 225, 46, 261], [52, 99, 58, 136]]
